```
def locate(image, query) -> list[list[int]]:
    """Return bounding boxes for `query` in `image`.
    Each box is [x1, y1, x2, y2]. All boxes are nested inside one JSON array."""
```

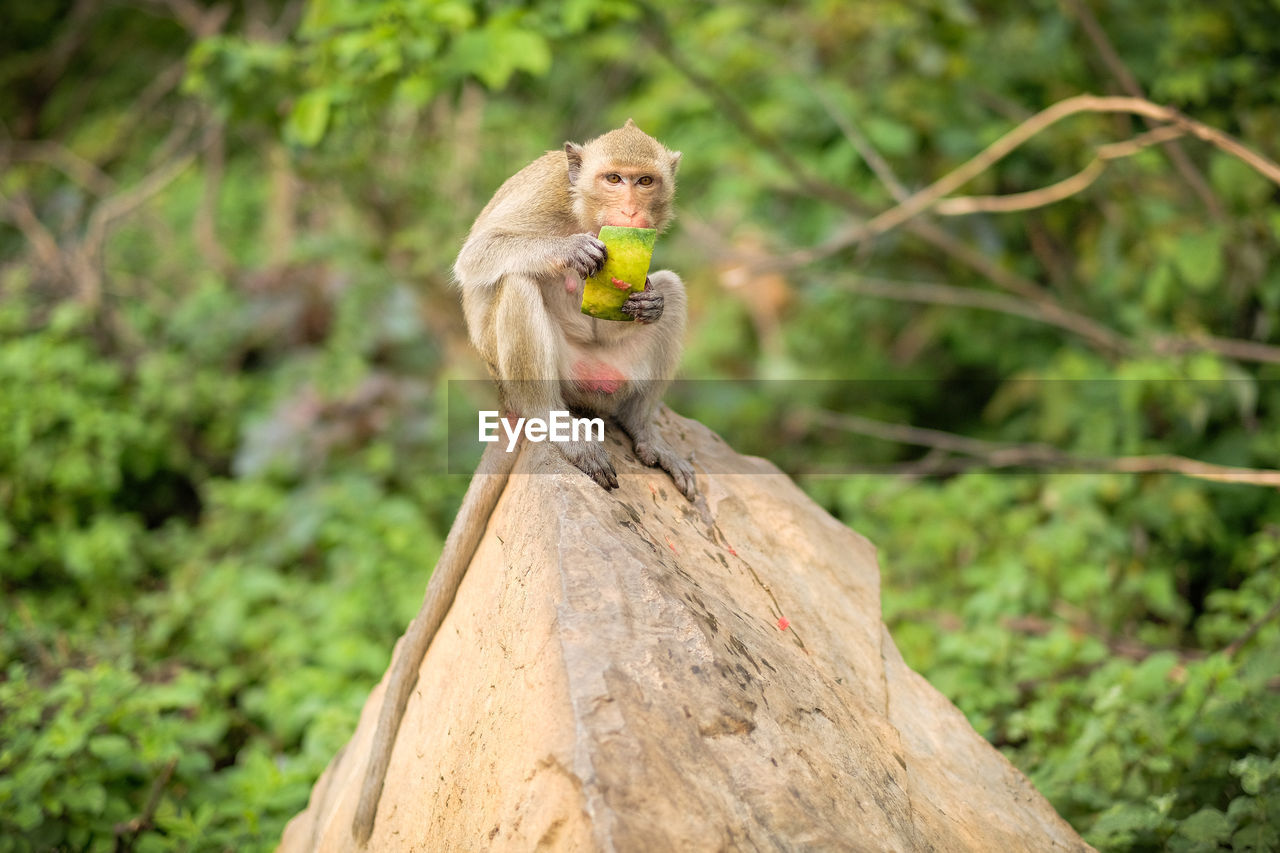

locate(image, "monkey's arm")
[[454, 230, 606, 288], [352, 441, 520, 845]]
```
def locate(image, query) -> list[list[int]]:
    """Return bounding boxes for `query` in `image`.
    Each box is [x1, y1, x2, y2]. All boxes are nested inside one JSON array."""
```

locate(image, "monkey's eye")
[[637, 175, 654, 187], [605, 173, 623, 184]]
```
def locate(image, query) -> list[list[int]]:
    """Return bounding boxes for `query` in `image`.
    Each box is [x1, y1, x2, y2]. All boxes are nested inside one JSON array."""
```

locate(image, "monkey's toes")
[[563, 443, 618, 490], [582, 458, 619, 490], [635, 441, 697, 500], [667, 459, 698, 500]]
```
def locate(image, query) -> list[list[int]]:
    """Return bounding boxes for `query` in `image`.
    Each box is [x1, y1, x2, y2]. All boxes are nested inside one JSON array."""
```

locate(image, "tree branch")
[[856, 95, 1280, 244], [4, 141, 117, 196], [1061, 0, 1224, 219], [0, 190, 68, 277], [835, 274, 1131, 355], [812, 86, 910, 203], [934, 125, 1184, 216], [1153, 333, 1280, 367], [809, 408, 1280, 487]]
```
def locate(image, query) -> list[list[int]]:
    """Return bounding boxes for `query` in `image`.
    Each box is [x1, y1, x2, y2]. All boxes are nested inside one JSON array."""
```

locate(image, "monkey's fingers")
[[621, 289, 664, 324], [566, 234, 608, 278]]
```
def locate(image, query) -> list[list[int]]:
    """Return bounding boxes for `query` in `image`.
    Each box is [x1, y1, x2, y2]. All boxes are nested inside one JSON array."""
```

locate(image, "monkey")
[[352, 120, 696, 844]]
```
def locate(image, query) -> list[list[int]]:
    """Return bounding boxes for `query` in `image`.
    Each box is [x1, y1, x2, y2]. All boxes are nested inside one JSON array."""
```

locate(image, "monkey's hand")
[[563, 233, 608, 279], [621, 282, 663, 324]]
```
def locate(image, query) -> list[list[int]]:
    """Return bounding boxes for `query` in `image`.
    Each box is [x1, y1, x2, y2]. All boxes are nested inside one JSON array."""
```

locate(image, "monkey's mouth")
[[601, 216, 653, 230]]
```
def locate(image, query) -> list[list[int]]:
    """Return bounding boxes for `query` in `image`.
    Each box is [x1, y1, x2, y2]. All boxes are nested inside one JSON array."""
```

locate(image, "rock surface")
[[280, 410, 1093, 852]]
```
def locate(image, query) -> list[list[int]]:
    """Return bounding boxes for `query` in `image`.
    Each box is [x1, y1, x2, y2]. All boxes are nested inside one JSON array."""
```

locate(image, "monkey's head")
[[565, 119, 682, 234]]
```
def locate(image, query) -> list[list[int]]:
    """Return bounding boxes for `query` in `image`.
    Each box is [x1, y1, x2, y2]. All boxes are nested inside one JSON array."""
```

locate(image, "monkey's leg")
[[493, 277, 619, 490], [615, 390, 697, 499], [612, 270, 697, 499]]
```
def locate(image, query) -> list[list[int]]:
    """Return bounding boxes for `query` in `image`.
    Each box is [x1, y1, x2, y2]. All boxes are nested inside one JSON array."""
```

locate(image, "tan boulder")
[[280, 410, 1092, 852]]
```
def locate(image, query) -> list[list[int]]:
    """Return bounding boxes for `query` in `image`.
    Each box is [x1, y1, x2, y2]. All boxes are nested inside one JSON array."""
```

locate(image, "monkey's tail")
[[352, 441, 520, 845]]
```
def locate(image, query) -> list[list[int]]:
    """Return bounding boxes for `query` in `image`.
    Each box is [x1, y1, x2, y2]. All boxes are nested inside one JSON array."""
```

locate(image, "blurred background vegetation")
[[2, 0, 1279, 850]]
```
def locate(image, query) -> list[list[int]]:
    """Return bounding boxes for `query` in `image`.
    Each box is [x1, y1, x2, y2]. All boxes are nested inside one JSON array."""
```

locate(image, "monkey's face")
[[574, 157, 679, 234], [594, 169, 665, 229], [566, 122, 682, 234]]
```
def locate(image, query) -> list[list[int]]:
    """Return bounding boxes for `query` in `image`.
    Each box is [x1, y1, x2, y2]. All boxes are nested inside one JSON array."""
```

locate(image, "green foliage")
[[813, 469, 1280, 849], [0, 280, 452, 848], [3, 0, 1279, 849]]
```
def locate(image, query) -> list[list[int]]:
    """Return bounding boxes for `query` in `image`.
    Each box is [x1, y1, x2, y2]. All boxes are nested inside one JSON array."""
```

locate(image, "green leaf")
[[863, 115, 918, 157], [1176, 807, 1232, 844], [88, 734, 134, 766], [286, 90, 331, 147], [1233, 822, 1280, 852], [1171, 229, 1223, 292], [430, 1, 475, 30], [1089, 801, 1167, 840], [453, 25, 552, 89], [1232, 754, 1280, 796]]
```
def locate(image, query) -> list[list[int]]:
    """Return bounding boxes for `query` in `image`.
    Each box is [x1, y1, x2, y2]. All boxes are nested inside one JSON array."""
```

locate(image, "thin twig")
[[194, 116, 232, 275], [857, 95, 1280, 244], [812, 86, 910, 202], [810, 408, 1280, 488], [936, 160, 1106, 216], [84, 148, 197, 256], [4, 141, 117, 195], [1061, 0, 1224, 218], [906, 219, 1057, 303], [842, 273, 1280, 367], [113, 756, 177, 851], [1222, 598, 1280, 658], [0, 191, 67, 276], [1153, 333, 1280, 367], [935, 125, 1184, 216], [835, 274, 1131, 354]]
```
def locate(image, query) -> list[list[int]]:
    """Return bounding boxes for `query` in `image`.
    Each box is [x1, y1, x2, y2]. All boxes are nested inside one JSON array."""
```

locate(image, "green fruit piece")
[[581, 226, 657, 321]]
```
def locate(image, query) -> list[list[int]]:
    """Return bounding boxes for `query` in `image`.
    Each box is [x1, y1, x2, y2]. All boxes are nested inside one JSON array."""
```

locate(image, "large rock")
[[280, 410, 1092, 852]]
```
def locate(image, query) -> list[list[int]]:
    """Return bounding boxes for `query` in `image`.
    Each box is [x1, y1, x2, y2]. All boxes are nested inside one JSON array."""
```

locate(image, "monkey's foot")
[[562, 441, 619, 491], [634, 440, 697, 500]]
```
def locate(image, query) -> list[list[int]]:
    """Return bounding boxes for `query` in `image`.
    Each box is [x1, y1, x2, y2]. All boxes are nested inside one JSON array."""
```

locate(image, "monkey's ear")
[[564, 142, 584, 184], [668, 150, 682, 173]]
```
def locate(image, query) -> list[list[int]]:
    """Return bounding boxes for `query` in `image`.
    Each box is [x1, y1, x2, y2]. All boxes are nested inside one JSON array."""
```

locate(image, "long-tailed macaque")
[[352, 120, 696, 844]]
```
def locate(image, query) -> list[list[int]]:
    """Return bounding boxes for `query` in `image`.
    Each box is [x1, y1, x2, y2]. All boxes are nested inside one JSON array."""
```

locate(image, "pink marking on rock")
[[611, 277, 632, 290], [777, 617, 790, 631]]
